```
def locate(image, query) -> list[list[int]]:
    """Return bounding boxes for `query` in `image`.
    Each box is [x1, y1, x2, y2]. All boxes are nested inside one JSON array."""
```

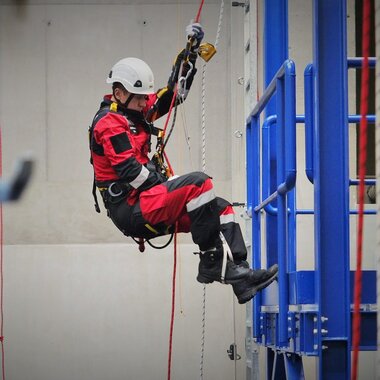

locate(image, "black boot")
[[232, 264, 278, 304], [197, 248, 251, 284]]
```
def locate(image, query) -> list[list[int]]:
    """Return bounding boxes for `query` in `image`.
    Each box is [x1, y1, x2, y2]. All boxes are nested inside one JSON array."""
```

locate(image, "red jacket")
[[90, 93, 171, 199]]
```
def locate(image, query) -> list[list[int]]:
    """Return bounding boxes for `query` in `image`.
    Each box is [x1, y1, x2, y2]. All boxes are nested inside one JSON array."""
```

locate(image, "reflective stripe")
[[129, 165, 149, 189], [186, 189, 216, 212], [220, 214, 235, 225], [220, 232, 233, 283]]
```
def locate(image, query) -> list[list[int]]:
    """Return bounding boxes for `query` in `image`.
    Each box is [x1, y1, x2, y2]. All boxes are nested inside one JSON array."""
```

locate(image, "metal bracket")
[[227, 344, 241, 361]]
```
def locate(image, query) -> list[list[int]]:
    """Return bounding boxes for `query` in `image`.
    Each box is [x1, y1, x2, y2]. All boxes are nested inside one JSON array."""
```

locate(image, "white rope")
[[199, 283, 206, 379], [232, 291, 238, 378], [199, 2, 225, 379], [179, 103, 194, 171], [200, 0, 225, 173]]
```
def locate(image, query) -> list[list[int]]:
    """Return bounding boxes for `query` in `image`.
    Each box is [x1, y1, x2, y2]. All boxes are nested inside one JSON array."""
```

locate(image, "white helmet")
[[106, 57, 154, 95]]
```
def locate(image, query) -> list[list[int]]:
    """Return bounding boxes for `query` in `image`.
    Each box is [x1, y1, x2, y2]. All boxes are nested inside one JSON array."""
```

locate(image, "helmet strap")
[[124, 93, 135, 109], [112, 88, 135, 110]]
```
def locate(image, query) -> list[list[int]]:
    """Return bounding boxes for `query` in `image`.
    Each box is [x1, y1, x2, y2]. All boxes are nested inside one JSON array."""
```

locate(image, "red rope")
[[165, 3, 205, 378], [167, 229, 177, 380], [195, 0, 205, 23], [351, 0, 371, 379], [161, 87, 178, 177], [0, 127, 5, 380], [162, 87, 178, 137]]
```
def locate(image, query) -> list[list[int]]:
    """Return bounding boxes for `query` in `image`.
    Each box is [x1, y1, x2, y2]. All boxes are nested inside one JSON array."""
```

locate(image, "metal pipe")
[[347, 57, 377, 68], [304, 64, 315, 184], [246, 64, 286, 124]]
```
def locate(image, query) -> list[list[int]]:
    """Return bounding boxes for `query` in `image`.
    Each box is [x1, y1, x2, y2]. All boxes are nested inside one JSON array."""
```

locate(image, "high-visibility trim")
[[110, 102, 118, 112], [186, 188, 215, 212], [130, 165, 149, 189], [145, 224, 159, 235], [220, 213, 235, 225], [219, 232, 234, 283]]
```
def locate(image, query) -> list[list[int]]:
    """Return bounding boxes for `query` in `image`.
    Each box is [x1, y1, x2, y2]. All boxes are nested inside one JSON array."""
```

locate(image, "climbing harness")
[[88, 100, 175, 251]]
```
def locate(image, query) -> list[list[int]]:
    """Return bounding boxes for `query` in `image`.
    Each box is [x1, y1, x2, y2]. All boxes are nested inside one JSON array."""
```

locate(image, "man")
[[89, 23, 278, 304]]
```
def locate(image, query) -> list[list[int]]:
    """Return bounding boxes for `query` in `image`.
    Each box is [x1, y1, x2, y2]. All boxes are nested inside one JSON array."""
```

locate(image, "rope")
[[167, 228, 178, 380], [166, 3, 207, 379], [376, 0, 380, 375], [351, 0, 371, 379], [232, 292, 237, 378], [195, 0, 205, 23], [0, 127, 5, 380], [199, 2, 225, 379]]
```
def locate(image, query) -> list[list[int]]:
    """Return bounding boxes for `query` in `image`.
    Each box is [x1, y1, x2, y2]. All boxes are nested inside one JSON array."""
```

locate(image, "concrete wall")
[[0, 0, 377, 379], [1, 1, 249, 379]]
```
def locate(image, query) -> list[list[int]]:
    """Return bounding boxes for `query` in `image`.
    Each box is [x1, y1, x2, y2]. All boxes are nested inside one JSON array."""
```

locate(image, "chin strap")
[[112, 89, 135, 109]]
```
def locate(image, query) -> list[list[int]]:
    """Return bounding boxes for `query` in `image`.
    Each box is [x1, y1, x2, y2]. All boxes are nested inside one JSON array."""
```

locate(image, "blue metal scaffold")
[[245, 0, 377, 379]]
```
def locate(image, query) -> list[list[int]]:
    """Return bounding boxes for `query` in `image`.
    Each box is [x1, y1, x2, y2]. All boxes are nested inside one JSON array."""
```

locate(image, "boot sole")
[[237, 272, 278, 304], [197, 274, 248, 285], [196, 274, 214, 284]]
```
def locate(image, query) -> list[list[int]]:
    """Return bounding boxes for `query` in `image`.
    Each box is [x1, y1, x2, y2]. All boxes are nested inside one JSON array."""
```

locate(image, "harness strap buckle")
[[108, 182, 123, 197]]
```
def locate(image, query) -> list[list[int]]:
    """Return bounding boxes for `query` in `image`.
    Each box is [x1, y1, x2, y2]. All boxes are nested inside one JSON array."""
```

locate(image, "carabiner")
[[177, 61, 194, 99]]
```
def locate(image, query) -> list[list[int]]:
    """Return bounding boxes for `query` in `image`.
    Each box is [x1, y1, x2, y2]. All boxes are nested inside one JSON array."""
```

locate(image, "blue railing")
[[303, 61, 377, 215], [246, 59, 296, 344], [245, 57, 377, 350]]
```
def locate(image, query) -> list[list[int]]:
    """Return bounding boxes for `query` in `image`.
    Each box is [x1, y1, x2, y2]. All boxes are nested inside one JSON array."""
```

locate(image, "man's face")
[[126, 93, 148, 112], [115, 87, 148, 112]]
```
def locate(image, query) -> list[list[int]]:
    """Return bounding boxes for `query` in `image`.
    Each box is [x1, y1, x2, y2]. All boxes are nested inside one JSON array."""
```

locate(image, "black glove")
[[168, 49, 185, 90]]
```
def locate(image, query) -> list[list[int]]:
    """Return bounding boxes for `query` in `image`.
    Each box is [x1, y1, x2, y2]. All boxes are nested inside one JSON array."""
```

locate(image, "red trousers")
[[106, 171, 247, 261]]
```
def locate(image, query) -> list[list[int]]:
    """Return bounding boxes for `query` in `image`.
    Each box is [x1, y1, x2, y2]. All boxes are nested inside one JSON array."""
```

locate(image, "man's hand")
[[185, 22, 204, 52]]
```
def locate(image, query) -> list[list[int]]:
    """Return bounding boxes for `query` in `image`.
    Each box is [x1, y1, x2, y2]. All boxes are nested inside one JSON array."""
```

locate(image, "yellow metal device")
[[198, 42, 217, 62]]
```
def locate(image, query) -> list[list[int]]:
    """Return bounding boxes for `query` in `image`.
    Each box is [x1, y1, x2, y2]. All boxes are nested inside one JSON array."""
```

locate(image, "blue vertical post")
[[313, 1, 350, 379], [263, 3, 288, 376], [247, 113, 262, 339], [276, 76, 288, 347], [284, 63, 297, 274], [264, 0, 288, 268]]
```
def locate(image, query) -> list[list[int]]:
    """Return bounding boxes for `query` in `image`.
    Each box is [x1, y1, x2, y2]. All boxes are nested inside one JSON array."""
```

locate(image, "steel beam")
[[312, 0, 351, 378]]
